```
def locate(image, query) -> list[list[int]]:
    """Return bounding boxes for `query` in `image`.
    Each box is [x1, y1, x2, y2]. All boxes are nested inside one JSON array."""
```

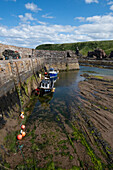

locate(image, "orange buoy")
[[21, 111, 24, 115], [22, 131, 26, 137], [21, 125, 25, 130], [20, 114, 24, 119], [17, 134, 22, 140]]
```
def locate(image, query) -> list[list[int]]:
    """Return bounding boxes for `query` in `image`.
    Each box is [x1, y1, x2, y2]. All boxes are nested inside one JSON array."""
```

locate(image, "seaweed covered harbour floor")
[[1, 70, 113, 169]]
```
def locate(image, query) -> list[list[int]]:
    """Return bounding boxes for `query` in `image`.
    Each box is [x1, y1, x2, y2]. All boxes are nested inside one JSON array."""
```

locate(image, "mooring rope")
[[9, 57, 39, 169], [9, 58, 27, 167]]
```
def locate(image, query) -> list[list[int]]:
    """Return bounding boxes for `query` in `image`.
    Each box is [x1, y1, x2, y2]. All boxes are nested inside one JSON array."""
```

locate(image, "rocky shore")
[[78, 59, 113, 69], [78, 74, 113, 163]]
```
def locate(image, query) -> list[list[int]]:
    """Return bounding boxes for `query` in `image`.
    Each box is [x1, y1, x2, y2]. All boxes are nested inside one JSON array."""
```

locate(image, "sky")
[[0, 0, 113, 48]]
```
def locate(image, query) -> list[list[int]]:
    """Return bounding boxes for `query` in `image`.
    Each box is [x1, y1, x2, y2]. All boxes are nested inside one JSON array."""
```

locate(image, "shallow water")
[[31, 66, 113, 120], [80, 65, 113, 76]]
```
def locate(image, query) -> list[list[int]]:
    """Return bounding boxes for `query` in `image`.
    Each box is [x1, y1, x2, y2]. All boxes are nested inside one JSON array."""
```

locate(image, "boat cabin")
[[40, 79, 54, 89]]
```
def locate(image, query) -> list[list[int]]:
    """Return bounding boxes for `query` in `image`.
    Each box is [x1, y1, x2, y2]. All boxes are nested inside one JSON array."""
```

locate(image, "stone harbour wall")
[[0, 58, 44, 98], [0, 43, 33, 58], [34, 50, 80, 70]]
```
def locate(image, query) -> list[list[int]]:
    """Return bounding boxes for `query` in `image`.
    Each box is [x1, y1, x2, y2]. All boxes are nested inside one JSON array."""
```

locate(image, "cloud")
[[37, 20, 47, 25], [75, 14, 113, 24], [107, 1, 113, 10], [74, 17, 85, 22], [42, 14, 54, 19], [1, 14, 113, 48], [0, 17, 2, 20], [85, 0, 99, 4], [107, 1, 113, 5], [75, 14, 113, 40], [18, 13, 36, 23], [25, 3, 42, 12], [86, 15, 113, 23], [0, 24, 77, 48], [110, 5, 113, 10]]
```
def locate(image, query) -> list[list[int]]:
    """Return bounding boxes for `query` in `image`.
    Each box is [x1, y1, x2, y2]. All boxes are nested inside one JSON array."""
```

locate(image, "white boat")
[[39, 79, 55, 96]]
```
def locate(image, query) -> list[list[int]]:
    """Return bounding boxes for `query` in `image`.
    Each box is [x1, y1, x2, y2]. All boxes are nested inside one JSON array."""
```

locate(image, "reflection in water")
[[55, 70, 79, 87], [31, 70, 83, 122], [38, 92, 53, 107]]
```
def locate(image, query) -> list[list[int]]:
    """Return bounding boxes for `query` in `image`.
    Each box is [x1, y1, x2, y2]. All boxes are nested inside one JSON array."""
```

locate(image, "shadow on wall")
[[0, 89, 20, 129]]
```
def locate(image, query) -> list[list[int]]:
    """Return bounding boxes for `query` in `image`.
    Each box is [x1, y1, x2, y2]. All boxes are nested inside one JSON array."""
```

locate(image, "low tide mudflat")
[[1, 67, 113, 169]]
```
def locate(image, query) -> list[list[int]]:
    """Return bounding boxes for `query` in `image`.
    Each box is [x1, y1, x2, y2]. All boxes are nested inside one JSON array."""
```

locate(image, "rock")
[[109, 51, 113, 58], [88, 51, 95, 58], [76, 46, 79, 56], [66, 50, 77, 58], [87, 48, 107, 60]]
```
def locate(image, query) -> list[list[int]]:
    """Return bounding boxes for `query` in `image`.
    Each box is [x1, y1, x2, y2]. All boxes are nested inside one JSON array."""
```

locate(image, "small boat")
[[44, 69, 58, 82], [39, 79, 55, 96], [48, 68, 58, 79]]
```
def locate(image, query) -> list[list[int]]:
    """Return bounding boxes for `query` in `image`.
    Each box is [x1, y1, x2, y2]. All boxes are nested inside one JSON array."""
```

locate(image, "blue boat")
[[48, 68, 58, 79], [50, 76, 57, 82]]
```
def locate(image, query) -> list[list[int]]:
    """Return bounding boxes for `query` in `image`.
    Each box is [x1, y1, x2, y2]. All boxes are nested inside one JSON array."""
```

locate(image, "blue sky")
[[0, 0, 113, 48]]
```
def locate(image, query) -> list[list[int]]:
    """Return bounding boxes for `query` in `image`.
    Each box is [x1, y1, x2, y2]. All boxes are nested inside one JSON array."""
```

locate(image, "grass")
[[36, 40, 113, 56], [83, 71, 98, 74], [92, 75, 104, 79]]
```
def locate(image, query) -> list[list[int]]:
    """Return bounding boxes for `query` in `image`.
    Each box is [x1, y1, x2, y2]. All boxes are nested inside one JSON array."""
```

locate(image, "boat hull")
[[50, 76, 57, 82], [49, 72, 58, 81], [39, 88, 52, 96], [48, 68, 58, 79]]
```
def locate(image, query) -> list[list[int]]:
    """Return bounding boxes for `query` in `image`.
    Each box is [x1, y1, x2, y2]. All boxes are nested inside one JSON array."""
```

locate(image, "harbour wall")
[[0, 58, 44, 98], [0, 43, 79, 121], [0, 43, 33, 58], [34, 50, 79, 71], [0, 58, 43, 125]]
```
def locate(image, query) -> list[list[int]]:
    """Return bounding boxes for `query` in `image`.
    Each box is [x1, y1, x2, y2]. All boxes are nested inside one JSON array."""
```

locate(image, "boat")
[[44, 69, 58, 82], [48, 68, 58, 79], [39, 79, 55, 96]]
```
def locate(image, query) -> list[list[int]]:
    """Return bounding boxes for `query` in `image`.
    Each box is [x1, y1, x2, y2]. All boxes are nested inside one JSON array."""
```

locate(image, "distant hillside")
[[36, 40, 113, 56]]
